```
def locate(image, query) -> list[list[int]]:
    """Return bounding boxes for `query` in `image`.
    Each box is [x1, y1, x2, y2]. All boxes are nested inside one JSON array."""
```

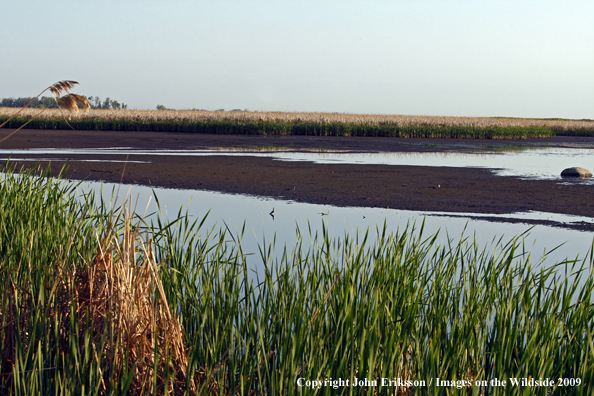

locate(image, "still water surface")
[[2, 145, 594, 182], [80, 180, 594, 275], [4, 145, 594, 272]]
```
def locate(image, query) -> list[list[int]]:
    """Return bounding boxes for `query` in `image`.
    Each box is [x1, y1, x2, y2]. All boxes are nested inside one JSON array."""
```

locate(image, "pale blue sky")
[[1, 1, 592, 118]]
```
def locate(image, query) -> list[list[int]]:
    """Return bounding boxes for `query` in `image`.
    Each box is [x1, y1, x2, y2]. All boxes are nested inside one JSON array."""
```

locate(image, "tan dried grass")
[[0, 209, 200, 395], [57, 94, 91, 116], [60, 211, 193, 395], [1, 107, 592, 132], [56, 96, 78, 113], [48, 80, 78, 98]]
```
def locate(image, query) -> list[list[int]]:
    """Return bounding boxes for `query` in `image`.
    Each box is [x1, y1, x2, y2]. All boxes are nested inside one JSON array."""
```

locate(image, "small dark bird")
[[269, 208, 275, 216]]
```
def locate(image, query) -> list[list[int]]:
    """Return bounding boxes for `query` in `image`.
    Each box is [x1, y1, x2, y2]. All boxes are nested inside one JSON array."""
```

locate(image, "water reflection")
[[79, 181, 594, 275], [0, 157, 149, 163]]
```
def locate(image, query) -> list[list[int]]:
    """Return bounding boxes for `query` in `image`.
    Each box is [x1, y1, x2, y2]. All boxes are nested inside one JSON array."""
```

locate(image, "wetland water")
[[3, 142, 594, 273], [81, 180, 594, 275], [2, 145, 594, 182]]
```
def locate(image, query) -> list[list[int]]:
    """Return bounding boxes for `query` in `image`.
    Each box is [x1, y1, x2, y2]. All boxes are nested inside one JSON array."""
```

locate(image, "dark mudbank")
[[2, 129, 594, 229]]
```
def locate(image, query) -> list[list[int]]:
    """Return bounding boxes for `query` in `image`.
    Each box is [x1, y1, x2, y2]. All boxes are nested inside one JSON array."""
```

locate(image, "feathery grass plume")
[[57, 95, 78, 112], [71, 93, 91, 110], [57, 94, 90, 119], [0, 80, 78, 129], [48, 80, 78, 99], [0, 80, 85, 144]]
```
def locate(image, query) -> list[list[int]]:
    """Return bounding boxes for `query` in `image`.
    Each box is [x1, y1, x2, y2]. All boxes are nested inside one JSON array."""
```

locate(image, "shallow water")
[[4, 144, 594, 274], [0, 157, 149, 164], [3, 146, 594, 183], [79, 181, 594, 275]]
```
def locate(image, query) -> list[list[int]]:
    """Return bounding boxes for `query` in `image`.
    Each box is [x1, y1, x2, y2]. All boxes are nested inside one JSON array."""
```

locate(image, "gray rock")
[[561, 167, 592, 178]]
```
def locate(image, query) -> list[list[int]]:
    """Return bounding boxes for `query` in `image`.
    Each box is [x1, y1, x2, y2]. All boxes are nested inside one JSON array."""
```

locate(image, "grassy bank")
[[1, 167, 594, 395], [2, 108, 594, 138]]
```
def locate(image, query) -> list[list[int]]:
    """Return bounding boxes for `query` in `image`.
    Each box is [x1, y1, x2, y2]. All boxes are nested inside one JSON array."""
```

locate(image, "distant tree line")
[[1, 96, 58, 109], [87, 96, 127, 110], [1, 96, 127, 110]]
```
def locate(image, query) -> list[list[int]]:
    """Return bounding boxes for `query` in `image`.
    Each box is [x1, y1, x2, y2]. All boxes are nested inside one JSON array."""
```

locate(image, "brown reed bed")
[[0, 165, 214, 395], [67, 212, 191, 395], [1, 107, 593, 131], [2, 107, 592, 139], [0, 210, 202, 395]]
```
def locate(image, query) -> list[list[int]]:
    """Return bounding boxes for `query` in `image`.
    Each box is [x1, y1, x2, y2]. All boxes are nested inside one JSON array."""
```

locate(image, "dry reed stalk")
[[0, 209, 199, 395], [60, 211, 193, 395]]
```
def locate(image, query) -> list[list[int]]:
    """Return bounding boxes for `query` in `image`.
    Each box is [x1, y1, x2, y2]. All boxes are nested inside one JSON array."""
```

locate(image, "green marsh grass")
[[1, 166, 594, 395]]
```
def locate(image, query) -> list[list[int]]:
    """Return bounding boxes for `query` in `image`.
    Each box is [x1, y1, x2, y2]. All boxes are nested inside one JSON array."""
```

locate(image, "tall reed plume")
[[0, 80, 89, 144]]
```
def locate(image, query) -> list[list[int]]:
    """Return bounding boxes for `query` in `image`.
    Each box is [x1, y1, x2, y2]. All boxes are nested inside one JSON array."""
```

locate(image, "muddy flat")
[[2, 128, 594, 228]]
